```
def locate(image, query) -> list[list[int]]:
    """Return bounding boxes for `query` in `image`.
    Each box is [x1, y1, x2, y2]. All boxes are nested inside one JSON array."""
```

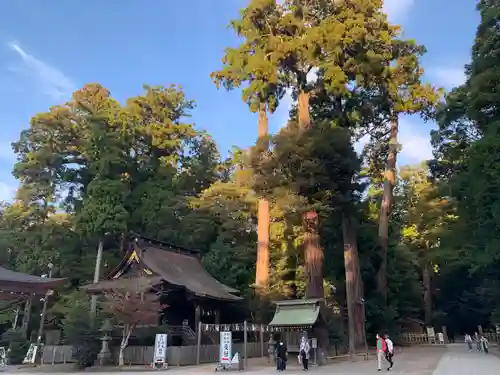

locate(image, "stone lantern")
[[97, 319, 113, 366]]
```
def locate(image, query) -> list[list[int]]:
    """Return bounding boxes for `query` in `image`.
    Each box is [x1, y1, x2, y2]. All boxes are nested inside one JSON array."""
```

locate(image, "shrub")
[[0, 329, 30, 365], [61, 301, 101, 369]]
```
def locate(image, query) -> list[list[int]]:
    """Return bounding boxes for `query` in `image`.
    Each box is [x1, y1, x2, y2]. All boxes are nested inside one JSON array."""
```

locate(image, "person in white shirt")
[[384, 334, 394, 371], [299, 336, 310, 371], [465, 333, 472, 351]]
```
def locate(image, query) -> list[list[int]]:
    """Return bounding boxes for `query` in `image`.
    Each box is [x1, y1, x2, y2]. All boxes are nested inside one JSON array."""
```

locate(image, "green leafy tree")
[[398, 163, 456, 324], [429, 0, 500, 332]]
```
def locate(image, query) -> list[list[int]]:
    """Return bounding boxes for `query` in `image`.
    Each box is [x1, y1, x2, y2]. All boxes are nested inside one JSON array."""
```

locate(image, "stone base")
[[96, 352, 113, 367]]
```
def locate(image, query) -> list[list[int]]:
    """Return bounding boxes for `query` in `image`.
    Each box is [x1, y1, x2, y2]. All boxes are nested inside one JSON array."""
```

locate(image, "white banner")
[[154, 334, 168, 363], [23, 344, 38, 364], [426, 327, 435, 338], [220, 331, 232, 364]]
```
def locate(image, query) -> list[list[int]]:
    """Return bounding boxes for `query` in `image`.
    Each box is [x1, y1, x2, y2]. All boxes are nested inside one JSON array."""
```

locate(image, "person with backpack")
[[384, 334, 394, 371], [376, 334, 387, 372], [480, 336, 489, 354], [299, 336, 310, 371]]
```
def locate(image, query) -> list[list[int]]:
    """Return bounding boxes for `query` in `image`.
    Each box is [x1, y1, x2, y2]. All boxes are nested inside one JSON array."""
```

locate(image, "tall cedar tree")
[[211, 0, 286, 293], [374, 38, 441, 303]]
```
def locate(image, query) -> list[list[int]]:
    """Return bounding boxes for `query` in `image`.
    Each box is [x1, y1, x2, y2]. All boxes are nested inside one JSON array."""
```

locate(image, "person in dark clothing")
[[384, 334, 394, 371], [276, 341, 287, 371]]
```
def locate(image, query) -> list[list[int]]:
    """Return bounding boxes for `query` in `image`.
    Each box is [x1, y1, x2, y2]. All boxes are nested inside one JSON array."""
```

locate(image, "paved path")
[[433, 344, 500, 375]]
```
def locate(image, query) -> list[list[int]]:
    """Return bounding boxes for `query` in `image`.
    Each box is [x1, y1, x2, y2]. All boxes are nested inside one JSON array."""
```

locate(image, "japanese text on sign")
[[154, 334, 168, 363], [219, 331, 232, 364]]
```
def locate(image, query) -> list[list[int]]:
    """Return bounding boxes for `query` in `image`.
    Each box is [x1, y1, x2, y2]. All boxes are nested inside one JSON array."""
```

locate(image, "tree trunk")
[[342, 214, 367, 354], [298, 91, 311, 129], [255, 102, 270, 291], [284, 222, 298, 299], [298, 90, 323, 300], [376, 115, 399, 303], [303, 212, 324, 299], [119, 324, 134, 366], [423, 260, 432, 325]]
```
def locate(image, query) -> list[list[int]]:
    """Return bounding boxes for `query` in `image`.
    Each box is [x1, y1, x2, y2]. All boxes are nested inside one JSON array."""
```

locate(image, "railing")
[[42, 342, 268, 366]]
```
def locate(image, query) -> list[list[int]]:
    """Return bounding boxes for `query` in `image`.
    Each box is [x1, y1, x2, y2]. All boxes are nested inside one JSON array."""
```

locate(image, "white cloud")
[[354, 118, 433, 165], [383, 0, 415, 21], [354, 133, 370, 154], [427, 66, 466, 90], [7, 41, 75, 99], [398, 119, 433, 164]]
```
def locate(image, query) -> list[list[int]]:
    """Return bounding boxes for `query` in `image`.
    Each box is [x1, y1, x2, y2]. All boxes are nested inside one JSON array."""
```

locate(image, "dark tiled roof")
[[81, 235, 241, 302], [81, 275, 164, 294], [136, 242, 241, 301], [0, 266, 66, 293]]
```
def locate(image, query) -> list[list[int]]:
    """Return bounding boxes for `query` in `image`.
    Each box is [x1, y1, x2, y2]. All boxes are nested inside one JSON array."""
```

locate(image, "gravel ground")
[[6, 345, 495, 375]]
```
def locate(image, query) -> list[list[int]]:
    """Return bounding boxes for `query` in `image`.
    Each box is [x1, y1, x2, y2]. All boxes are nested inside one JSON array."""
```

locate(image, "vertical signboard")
[[23, 344, 38, 364], [0, 347, 6, 368], [220, 331, 232, 364], [153, 333, 168, 367]]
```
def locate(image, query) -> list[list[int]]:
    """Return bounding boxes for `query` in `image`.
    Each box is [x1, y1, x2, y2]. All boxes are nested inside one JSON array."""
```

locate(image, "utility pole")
[[36, 263, 53, 346], [90, 238, 104, 316]]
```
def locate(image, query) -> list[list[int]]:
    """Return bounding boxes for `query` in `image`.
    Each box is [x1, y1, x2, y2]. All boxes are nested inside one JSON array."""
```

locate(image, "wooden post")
[[194, 304, 201, 335], [215, 309, 221, 344], [12, 307, 19, 329], [244, 321, 248, 369], [441, 326, 449, 344], [260, 324, 264, 357], [52, 345, 56, 365], [196, 321, 202, 365], [21, 295, 32, 336]]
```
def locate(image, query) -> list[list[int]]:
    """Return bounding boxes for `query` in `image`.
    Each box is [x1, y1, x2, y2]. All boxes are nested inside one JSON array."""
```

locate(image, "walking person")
[[376, 334, 387, 372], [481, 336, 489, 354], [465, 333, 472, 352], [299, 336, 310, 371], [276, 340, 287, 371], [474, 332, 481, 351], [384, 334, 394, 371]]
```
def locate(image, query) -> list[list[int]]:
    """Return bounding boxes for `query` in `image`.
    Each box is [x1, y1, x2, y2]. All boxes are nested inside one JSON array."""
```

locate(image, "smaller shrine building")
[[82, 234, 242, 344]]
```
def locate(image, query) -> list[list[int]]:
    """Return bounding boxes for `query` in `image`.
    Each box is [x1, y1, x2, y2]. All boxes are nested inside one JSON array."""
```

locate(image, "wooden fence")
[[484, 332, 500, 343], [398, 333, 443, 345], [42, 342, 268, 366]]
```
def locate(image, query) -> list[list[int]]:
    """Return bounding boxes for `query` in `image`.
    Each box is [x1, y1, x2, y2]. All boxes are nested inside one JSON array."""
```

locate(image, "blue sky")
[[0, 0, 478, 201]]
